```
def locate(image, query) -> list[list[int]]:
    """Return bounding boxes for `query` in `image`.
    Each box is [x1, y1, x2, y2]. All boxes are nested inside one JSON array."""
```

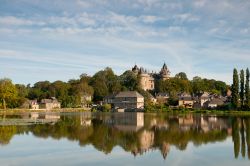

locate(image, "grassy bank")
[[1, 107, 250, 116], [0, 108, 90, 114]]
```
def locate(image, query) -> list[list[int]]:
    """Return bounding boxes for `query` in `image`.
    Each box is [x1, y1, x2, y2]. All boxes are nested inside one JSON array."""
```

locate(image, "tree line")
[[0, 67, 229, 109], [231, 68, 250, 110]]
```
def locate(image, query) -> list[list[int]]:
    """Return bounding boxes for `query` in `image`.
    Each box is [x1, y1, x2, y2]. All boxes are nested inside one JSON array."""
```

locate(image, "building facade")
[[39, 97, 61, 110], [114, 91, 144, 110]]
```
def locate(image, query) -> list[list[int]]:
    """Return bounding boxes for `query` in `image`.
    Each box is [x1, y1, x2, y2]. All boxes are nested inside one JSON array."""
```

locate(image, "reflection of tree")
[[1, 114, 250, 160], [232, 118, 240, 158], [246, 118, 250, 159], [240, 118, 246, 158], [0, 126, 16, 145]]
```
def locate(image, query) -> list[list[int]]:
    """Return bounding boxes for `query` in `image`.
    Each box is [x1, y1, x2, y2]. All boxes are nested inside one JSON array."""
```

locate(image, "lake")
[[0, 112, 249, 166]]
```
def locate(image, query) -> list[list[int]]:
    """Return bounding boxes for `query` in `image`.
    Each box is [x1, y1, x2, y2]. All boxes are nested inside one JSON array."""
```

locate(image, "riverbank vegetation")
[[0, 67, 249, 112]]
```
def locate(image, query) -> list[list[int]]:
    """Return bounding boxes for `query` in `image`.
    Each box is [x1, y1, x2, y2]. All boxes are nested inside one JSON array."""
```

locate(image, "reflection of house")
[[114, 91, 144, 110], [80, 112, 92, 126], [114, 113, 144, 132], [105, 113, 144, 132], [178, 93, 194, 108], [39, 97, 61, 110]]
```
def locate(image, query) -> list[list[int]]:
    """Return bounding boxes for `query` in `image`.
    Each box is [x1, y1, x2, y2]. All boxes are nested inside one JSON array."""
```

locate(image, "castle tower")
[[132, 65, 154, 91], [132, 64, 140, 75], [139, 67, 155, 91], [160, 63, 170, 80]]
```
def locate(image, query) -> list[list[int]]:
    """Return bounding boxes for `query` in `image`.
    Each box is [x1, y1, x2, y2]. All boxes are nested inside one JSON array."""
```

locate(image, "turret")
[[132, 64, 140, 74], [160, 63, 170, 80]]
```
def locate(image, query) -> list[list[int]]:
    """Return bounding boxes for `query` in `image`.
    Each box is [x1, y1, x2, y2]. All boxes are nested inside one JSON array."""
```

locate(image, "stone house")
[[208, 98, 225, 108], [178, 93, 194, 109], [156, 92, 169, 104], [81, 94, 92, 108], [103, 93, 117, 108], [21, 100, 39, 109], [29, 100, 39, 109], [114, 91, 144, 110], [39, 97, 61, 110], [199, 92, 210, 108]]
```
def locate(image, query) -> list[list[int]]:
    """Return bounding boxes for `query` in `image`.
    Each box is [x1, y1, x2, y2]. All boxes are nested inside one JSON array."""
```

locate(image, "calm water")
[[0, 112, 250, 166]]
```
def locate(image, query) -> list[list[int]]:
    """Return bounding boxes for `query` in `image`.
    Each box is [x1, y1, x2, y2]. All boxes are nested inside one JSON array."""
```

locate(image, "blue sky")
[[0, 0, 250, 85]]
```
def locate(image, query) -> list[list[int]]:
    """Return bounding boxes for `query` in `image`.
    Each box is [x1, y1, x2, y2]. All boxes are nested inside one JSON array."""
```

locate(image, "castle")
[[132, 63, 171, 91]]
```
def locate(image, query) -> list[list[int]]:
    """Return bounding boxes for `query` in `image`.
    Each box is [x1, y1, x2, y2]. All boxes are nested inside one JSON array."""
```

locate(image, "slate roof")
[[115, 91, 144, 98], [209, 98, 224, 105]]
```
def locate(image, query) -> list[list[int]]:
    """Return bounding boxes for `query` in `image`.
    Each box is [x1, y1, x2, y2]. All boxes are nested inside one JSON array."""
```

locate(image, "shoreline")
[[1, 108, 250, 116]]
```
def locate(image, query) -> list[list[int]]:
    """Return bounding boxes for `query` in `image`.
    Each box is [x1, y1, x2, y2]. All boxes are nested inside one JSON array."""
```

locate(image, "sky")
[[0, 0, 250, 85]]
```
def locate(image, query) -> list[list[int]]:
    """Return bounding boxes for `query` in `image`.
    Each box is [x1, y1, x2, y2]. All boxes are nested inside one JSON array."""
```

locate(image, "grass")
[[1, 107, 250, 116], [0, 108, 90, 115]]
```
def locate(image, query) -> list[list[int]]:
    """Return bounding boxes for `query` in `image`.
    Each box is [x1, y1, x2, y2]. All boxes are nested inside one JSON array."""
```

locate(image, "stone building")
[[39, 97, 61, 110], [178, 93, 194, 108], [132, 63, 170, 91], [114, 91, 144, 110]]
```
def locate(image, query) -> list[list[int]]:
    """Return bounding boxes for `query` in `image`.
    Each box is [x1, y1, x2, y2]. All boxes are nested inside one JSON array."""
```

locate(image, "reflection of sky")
[[0, 134, 249, 166]]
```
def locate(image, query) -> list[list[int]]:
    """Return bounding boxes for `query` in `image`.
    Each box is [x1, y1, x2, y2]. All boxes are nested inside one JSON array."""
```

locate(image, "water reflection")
[[0, 112, 250, 160]]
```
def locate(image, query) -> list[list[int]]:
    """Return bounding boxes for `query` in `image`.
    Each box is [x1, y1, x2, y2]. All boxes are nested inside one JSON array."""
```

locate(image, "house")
[[178, 93, 194, 108], [149, 94, 157, 104], [103, 93, 117, 108], [39, 97, 61, 110], [156, 92, 169, 104], [199, 92, 210, 108], [21, 99, 39, 109], [114, 91, 144, 111], [208, 98, 225, 108], [29, 100, 39, 109], [81, 94, 92, 108]]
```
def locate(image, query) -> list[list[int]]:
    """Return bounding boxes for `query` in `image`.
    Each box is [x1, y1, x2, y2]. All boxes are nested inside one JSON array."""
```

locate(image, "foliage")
[[232, 69, 239, 109], [246, 68, 250, 109], [0, 79, 18, 109], [240, 70, 245, 108]]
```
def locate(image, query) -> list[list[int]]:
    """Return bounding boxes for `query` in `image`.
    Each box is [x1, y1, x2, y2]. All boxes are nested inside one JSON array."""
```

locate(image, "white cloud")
[[0, 16, 45, 26], [173, 13, 200, 22]]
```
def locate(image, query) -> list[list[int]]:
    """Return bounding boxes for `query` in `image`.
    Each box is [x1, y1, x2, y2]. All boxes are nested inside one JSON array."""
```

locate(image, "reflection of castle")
[[132, 63, 170, 91]]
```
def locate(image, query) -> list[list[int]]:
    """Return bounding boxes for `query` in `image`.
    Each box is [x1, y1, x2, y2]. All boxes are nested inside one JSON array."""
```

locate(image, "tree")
[[175, 72, 188, 80], [232, 69, 239, 109], [0, 79, 17, 109], [120, 70, 140, 91], [240, 69, 245, 108], [15, 84, 29, 107], [246, 68, 250, 109]]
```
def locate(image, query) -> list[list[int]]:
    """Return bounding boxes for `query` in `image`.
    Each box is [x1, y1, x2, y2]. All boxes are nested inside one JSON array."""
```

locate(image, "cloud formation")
[[0, 0, 249, 84]]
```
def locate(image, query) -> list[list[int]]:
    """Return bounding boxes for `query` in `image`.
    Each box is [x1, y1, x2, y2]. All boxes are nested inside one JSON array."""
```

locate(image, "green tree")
[[246, 68, 250, 109], [232, 69, 239, 109], [15, 84, 29, 107], [0, 79, 17, 109], [175, 72, 188, 80], [240, 69, 245, 108], [120, 70, 140, 91]]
